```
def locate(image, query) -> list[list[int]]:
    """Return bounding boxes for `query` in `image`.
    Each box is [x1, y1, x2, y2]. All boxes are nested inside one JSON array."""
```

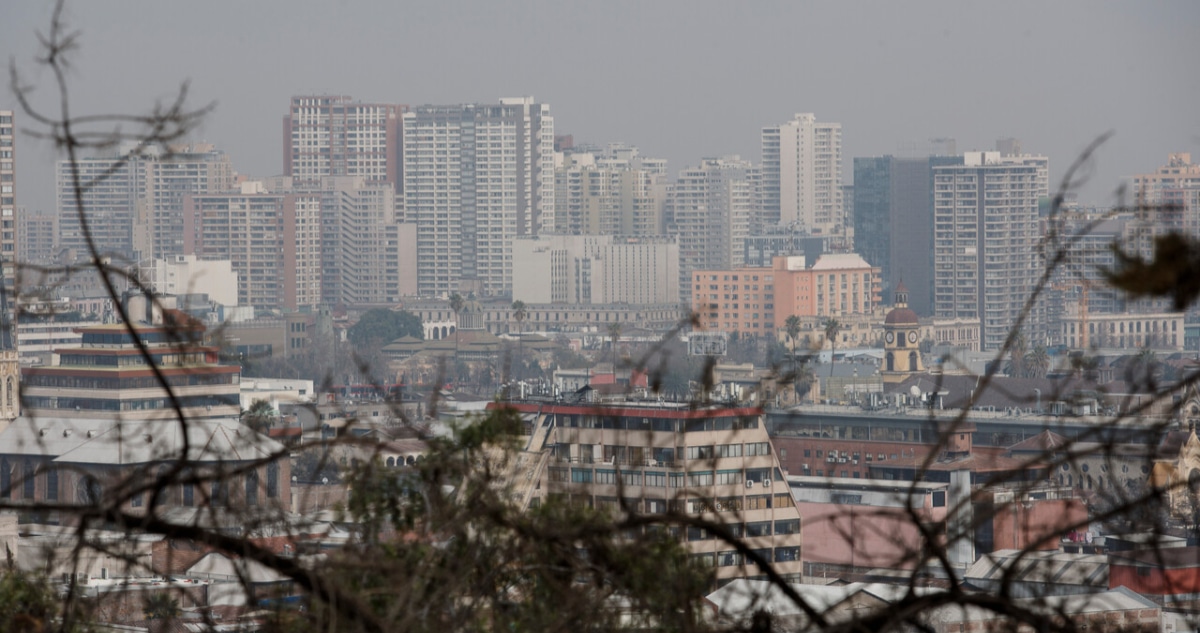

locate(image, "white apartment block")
[[553, 150, 668, 236], [404, 97, 554, 297], [0, 111, 16, 290], [761, 113, 843, 234], [512, 234, 679, 305], [316, 177, 416, 306], [284, 96, 406, 189], [933, 152, 1049, 352], [56, 148, 143, 262], [670, 156, 758, 304]]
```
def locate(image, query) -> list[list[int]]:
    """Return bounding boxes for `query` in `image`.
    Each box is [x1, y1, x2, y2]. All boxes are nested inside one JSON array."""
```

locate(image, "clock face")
[[885, 331, 895, 345], [908, 331, 919, 344]]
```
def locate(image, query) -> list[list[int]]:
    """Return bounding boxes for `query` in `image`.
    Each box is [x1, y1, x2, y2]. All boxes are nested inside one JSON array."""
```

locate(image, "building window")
[[22, 460, 33, 500], [246, 469, 259, 506], [46, 468, 58, 501], [267, 462, 279, 498]]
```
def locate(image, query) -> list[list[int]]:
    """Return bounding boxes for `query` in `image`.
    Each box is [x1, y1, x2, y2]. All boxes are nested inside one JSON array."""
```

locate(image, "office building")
[[933, 152, 1049, 351], [853, 155, 962, 314], [670, 157, 758, 304], [21, 317, 241, 422], [495, 401, 806, 583], [511, 234, 679, 305], [761, 113, 842, 234], [0, 111, 15, 292], [284, 96, 406, 189], [404, 98, 555, 297]]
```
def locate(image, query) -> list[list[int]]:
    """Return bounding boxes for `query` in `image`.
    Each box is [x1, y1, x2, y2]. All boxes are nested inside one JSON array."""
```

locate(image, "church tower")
[[882, 282, 923, 383], [0, 283, 18, 424]]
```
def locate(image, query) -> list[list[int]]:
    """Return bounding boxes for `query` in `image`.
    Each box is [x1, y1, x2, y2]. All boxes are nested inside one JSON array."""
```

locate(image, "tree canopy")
[[347, 309, 424, 347]]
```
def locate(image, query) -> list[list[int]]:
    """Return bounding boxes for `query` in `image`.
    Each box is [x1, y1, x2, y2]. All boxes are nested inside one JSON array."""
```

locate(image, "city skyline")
[[3, 2, 1198, 215]]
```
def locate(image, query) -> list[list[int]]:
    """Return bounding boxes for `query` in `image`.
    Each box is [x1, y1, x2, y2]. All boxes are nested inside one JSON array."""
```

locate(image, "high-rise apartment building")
[[56, 143, 235, 263], [149, 144, 236, 260], [56, 146, 144, 263], [404, 97, 554, 297], [552, 149, 668, 236], [0, 111, 15, 292], [853, 155, 963, 315], [761, 113, 842, 234], [284, 96, 407, 190], [317, 177, 416, 306], [670, 157, 758, 304], [16, 211, 57, 271], [183, 183, 322, 310], [1133, 153, 1200, 209], [932, 152, 1049, 351]]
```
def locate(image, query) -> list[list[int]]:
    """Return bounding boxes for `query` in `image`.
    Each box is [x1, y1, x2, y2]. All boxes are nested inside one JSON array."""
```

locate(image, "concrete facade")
[[512, 234, 679, 305], [932, 152, 1049, 351], [404, 98, 555, 297], [283, 95, 406, 189], [761, 113, 842, 235]]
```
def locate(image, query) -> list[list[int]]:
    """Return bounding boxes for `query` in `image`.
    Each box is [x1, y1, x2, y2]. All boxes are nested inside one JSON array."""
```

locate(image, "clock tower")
[[882, 282, 923, 383]]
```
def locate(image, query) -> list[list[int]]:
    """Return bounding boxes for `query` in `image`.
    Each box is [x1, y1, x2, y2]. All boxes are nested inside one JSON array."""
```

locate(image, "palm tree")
[[511, 300, 527, 381], [822, 317, 842, 381], [607, 322, 622, 373], [785, 315, 801, 399], [449, 292, 464, 359], [1026, 345, 1050, 379]]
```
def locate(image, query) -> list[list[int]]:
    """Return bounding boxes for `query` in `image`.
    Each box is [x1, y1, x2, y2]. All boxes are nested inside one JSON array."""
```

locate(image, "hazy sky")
[[3, 1, 1198, 214]]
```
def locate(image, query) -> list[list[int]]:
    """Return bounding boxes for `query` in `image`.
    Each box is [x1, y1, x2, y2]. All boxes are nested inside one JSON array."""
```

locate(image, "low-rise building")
[[492, 400, 805, 583]]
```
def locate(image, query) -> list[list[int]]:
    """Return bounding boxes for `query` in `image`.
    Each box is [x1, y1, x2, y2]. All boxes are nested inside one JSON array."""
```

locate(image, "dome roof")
[[884, 306, 919, 325]]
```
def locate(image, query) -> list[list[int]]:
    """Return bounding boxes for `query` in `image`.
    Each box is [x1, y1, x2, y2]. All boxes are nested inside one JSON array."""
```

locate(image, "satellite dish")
[[910, 385, 921, 397]]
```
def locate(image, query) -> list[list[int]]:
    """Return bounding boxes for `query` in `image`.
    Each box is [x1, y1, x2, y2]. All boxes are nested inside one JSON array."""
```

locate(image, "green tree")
[[0, 569, 91, 633], [347, 308, 424, 348], [822, 317, 842, 381]]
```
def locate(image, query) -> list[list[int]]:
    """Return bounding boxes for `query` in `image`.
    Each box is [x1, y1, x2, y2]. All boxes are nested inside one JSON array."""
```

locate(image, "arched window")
[[908, 351, 918, 371], [267, 462, 280, 499], [386, 457, 395, 467], [46, 467, 58, 502], [79, 476, 101, 505], [5, 376, 12, 410], [22, 460, 34, 500], [886, 353, 894, 372], [246, 469, 259, 506]]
